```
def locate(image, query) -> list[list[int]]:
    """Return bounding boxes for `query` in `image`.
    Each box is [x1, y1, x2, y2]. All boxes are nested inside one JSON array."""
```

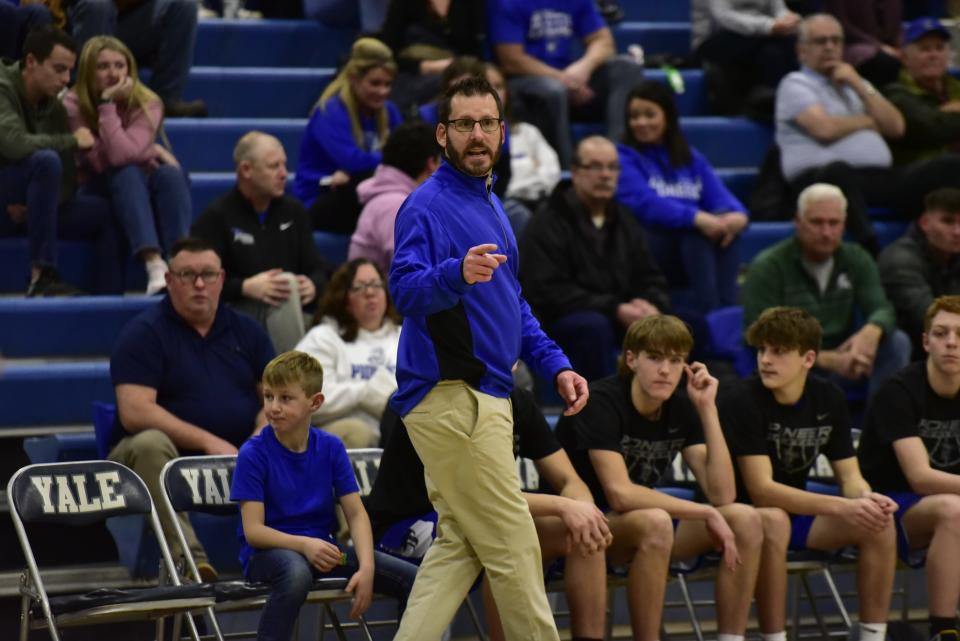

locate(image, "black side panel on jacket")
[[425, 301, 487, 388]]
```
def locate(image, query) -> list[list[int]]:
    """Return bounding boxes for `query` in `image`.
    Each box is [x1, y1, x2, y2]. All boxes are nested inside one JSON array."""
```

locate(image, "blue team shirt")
[[230, 425, 360, 575], [488, 0, 606, 69], [616, 143, 747, 229], [110, 296, 275, 449], [293, 94, 403, 207]]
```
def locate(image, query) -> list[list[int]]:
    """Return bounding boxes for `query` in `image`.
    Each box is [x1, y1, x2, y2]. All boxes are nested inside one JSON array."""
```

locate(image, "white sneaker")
[[145, 258, 168, 296]]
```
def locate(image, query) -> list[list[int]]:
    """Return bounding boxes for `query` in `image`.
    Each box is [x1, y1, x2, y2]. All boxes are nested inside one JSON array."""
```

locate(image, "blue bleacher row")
[[0, 0, 924, 426]]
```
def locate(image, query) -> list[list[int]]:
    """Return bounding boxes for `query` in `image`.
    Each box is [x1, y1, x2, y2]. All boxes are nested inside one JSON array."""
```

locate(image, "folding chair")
[[346, 447, 488, 640], [159, 454, 372, 641], [8, 460, 215, 641]]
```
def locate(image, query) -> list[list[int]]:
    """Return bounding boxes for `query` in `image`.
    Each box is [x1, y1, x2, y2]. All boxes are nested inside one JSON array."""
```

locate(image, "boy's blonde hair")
[[617, 315, 694, 379], [745, 307, 822, 354], [925, 295, 960, 331], [262, 351, 324, 396]]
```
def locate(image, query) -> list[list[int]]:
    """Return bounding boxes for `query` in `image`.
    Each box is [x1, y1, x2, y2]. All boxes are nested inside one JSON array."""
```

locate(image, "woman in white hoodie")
[[295, 258, 401, 447]]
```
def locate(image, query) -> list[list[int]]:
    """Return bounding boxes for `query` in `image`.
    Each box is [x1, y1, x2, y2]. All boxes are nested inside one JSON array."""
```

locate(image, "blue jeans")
[[821, 328, 913, 400], [548, 310, 618, 381], [643, 225, 741, 313], [82, 165, 191, 257], [247, 546, 417, 641], [303, 0, 388, 30], [0, 150, 124, 293], [508, 56, 644, 168], [0, 3, 52, 59], [68, 0, 197, 102]]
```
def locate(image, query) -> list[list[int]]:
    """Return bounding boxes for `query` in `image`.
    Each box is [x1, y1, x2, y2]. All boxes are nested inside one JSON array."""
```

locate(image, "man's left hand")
[[296, 274, 316, 305], [556, 370, 589, 416], [685, 361, 719, 409], [843, 325, 882, 375]]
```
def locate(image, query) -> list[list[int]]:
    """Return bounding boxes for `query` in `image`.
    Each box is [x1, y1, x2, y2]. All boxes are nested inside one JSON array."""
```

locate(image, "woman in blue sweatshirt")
[[294, 37, 403, 233], [616, 80, 748, 312]]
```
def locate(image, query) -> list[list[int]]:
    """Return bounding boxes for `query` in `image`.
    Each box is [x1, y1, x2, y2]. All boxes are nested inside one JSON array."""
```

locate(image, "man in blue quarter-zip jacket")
[[389, 75, 601, 641]]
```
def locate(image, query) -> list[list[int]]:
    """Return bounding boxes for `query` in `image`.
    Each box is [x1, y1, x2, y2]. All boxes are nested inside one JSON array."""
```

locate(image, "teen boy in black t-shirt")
[[366, 387, 611, 641], [720, 306, 898, 641], [557, 315, 782, 641], [859, 295, 960, 641]]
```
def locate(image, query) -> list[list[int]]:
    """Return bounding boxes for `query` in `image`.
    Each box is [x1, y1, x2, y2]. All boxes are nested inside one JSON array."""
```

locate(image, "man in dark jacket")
[[191, 131, 330, 352], [520, 135, 669, 380], [883, 17, 960, 167], [879, 187, 960, 349]]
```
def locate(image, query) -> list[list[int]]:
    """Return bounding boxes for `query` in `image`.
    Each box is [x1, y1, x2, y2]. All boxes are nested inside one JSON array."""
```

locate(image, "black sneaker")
[[597, 0, 625, 25], [26, 268, 83, 297], [163, 99, 209, 118], [932, 631, 960, 641]]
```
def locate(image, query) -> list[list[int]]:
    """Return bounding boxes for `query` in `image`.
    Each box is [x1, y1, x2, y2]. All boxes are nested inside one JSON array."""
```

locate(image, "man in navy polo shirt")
[[109, 237, 275, 577], [488, 0, 643, 168]]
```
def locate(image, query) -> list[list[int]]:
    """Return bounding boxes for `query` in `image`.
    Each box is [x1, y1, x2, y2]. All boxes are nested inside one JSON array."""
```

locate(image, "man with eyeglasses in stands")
[[520, 135, 669, 381], [109, 236, 276, 580], [389, 75, 596, 641]]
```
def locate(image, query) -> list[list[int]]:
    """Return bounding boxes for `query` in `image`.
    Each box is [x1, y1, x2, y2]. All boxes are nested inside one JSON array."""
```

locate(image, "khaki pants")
[[108, 429, 207, 564], [393, 381, 559, 641], [231, 272, 306, 354]]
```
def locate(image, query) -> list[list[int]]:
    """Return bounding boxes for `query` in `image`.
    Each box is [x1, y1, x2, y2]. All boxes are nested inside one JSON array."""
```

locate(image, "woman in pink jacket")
[[64, 36, 191, 295]]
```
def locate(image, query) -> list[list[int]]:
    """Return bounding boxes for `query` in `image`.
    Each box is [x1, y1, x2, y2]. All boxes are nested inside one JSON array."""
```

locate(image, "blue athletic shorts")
[[885, 491, 927, 568], [789, 492, 927, 567]]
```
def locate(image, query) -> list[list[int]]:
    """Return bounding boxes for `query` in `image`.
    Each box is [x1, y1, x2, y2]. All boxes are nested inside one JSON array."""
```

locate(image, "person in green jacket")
[[742, 182, 911, 397], [0, 25, 121, 295]]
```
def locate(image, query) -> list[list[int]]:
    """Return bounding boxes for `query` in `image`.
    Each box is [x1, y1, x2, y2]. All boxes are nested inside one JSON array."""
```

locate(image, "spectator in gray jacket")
[[879, 187, 960, 346]]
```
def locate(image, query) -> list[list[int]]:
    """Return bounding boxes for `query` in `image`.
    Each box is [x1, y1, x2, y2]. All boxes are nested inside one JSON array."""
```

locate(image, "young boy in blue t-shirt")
[[231, 350, 415, 641]]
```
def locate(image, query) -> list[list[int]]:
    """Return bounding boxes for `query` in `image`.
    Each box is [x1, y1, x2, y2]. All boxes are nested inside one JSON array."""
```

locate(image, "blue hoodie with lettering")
[[616, 143, 746, 229], [388, 160, 571, 416]]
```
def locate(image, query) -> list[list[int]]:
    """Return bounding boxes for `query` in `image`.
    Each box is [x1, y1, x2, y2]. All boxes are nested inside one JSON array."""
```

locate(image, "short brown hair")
[[924, 295, 960, 332], [262, 351, 324, 396], [924, 187, 960, 215], [617, 315, 694, 378], [746, 307, 822, 354]]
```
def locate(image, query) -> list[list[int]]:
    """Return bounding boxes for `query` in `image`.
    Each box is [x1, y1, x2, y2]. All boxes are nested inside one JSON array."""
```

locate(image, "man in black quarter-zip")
[[192, 131, 330, 352]]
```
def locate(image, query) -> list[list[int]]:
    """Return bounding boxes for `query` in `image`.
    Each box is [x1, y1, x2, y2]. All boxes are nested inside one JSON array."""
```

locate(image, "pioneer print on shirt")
[[767, 423, 834, 474]]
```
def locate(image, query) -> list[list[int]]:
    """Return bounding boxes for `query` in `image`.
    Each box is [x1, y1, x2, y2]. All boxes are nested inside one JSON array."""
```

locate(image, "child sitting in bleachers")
[[230, 350, 416, 641]]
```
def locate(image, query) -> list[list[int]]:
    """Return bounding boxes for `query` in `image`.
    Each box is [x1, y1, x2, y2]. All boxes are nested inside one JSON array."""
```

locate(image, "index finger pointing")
[[467, 244, 499, 256]]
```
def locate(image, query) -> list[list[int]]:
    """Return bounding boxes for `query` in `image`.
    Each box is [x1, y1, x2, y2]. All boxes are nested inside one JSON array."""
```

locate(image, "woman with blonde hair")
[[293, 37, 401, 233], [64, 35, 191, 295]]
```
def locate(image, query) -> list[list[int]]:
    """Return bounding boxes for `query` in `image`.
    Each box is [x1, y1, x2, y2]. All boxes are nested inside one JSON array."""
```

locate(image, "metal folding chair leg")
[[464, 594, 488, 641], [676, 572, 706, 641], [819, 566, 851, 630]]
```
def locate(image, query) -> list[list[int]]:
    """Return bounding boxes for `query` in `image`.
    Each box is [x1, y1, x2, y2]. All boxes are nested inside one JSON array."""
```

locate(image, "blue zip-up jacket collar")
[[388, 160, 570, 416]]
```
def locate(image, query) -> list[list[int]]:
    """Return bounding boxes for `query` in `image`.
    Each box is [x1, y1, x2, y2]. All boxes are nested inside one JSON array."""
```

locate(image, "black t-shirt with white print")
[[859, 361, 960, 493], [719, 375, 854, 503], [365, 387, 560, 541], [555, 375, 704, 510]]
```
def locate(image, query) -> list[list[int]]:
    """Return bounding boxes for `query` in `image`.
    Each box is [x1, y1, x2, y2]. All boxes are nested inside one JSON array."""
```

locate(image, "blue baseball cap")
[[903, 17, 951, 45]]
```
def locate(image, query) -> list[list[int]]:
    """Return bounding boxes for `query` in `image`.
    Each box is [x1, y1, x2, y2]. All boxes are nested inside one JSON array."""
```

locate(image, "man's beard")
[[445, 138, 503, 177]]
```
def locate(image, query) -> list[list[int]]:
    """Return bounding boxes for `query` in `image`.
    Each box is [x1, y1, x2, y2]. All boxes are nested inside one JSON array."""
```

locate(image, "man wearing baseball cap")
[[884, 17, 960, 166]]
